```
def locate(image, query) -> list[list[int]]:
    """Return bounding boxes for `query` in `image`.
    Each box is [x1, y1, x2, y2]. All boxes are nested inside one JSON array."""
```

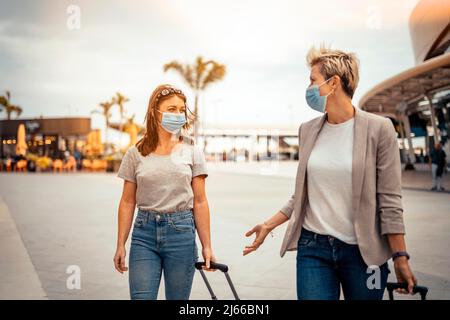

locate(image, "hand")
[[243, 223, 272, 256], [393, 257, 417, 294], [113, 245, 128, 274], [202, 246, 217, 272]]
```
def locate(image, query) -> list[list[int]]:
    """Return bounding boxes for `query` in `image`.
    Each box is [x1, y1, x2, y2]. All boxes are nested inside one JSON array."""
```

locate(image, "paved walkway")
[[0, 196, 47, 299], [0, 162, 448, 300], [207, 161, 450, 192]]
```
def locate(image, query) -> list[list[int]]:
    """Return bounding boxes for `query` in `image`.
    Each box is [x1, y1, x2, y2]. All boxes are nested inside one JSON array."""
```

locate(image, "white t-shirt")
[[303, 116, 357, 244]]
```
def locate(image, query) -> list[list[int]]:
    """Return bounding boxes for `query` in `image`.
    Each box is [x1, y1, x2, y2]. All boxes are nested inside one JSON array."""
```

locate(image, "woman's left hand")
[[393, 257, 418, 294], [201, 246, 217, 272]]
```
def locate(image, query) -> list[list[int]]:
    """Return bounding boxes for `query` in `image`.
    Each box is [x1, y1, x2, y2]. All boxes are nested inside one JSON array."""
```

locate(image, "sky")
[[0, 0, 420, 143]]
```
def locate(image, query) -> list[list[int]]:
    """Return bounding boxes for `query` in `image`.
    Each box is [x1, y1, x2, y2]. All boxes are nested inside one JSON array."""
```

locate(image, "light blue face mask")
[[305, 77, 334, 113], [157, 110, 186, 134]]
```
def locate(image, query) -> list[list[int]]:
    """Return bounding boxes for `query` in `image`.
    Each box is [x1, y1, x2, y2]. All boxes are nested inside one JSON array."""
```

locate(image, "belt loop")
[[314, 233, 317, 241]]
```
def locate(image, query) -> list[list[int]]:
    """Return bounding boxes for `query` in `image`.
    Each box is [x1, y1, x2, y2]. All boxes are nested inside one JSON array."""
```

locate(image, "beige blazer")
[[279, 107, 405, 266]]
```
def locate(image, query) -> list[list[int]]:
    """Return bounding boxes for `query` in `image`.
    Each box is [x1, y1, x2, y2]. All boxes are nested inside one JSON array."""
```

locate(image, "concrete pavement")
[[0, 162, 449, 299], [0, 196, 47, 299]]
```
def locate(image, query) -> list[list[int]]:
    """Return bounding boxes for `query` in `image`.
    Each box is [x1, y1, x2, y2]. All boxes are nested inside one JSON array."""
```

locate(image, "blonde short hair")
[[306, 46, 360, 98]]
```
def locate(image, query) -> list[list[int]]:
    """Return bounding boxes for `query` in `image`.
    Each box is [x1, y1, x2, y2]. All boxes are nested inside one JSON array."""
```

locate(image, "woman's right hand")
[[243, 223, 273, 256], [113, 245, 128, 274]]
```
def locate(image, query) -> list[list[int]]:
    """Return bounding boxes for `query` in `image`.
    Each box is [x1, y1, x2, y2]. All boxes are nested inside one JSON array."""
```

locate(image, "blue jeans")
[[129, 209, 198, 300], [296, 227, 390, 300]]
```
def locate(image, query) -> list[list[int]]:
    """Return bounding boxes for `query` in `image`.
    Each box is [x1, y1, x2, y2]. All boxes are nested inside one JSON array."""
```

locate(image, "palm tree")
[[124, 114, 144, 147], [0, 91, 23, 120], [112, 92, 129, 147], [164, 56, 226, 142], [108, 114, 144, 149], [91, 100, 114, 147], [123, 113, 143, 132]]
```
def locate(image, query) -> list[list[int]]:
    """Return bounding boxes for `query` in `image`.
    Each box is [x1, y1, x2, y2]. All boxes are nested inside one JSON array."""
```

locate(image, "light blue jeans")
[[129, 208, 198, 300]]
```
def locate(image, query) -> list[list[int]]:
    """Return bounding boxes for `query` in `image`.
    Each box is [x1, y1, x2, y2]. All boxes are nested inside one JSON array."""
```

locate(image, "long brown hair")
[[136, 84, 195, 156]]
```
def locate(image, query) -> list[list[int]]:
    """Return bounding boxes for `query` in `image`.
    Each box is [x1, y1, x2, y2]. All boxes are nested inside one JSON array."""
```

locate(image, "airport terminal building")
[[359, 0, 450, 167]]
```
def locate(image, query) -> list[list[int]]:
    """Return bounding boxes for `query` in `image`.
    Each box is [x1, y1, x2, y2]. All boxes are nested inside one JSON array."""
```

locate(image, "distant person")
[[26, 158, 36, 172], [430, 143, 447, 191], [114, 84, 216, 300], [243, 46, 417, 300], [73, 149, 82, 171], [419, 148, 425, 163]]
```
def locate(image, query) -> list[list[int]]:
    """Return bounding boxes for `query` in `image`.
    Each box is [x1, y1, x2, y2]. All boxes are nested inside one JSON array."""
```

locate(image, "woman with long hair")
[[114, 84, 216, 300]]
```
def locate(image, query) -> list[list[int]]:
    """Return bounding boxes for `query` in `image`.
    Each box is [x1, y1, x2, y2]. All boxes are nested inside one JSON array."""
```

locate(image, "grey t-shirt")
[[117, 138, 208, 213]]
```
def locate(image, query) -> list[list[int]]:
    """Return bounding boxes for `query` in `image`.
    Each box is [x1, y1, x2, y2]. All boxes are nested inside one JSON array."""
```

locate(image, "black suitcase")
[[195, 261, 240, 300], [386, 282, 428, 300]]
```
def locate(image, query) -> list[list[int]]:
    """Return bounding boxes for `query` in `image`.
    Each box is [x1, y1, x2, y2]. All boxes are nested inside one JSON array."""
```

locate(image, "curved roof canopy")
[[409, 0, 450, 64], [359, 53, 450, 117]]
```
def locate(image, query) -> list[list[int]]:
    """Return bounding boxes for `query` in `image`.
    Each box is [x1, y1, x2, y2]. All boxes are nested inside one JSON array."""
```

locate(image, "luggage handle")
[[386, 282, 428, 300], [195, 261, 240, 300], [195, 261, 229, 273]]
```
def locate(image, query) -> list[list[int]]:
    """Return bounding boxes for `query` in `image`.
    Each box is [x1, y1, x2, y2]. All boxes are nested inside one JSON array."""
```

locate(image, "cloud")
[[0, 0, 420, 132]]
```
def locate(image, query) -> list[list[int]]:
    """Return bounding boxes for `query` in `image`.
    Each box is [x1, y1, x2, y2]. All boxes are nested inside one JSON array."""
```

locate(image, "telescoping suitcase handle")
[[195, 261, 240, 300], [196, 261, 229, 273], [386, 282, 428, 300]]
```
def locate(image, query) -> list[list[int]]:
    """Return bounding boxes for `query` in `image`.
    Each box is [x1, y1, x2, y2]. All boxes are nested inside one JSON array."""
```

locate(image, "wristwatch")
[[392, 251, 410, 261]]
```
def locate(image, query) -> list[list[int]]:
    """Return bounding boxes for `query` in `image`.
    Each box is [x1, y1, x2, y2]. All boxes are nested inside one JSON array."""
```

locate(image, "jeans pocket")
[[133, 215, 145, 228], [298, 237, 314, 247], [169, 216, 194, 233]]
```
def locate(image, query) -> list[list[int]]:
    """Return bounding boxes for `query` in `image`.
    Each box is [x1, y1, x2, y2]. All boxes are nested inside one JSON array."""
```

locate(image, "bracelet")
[[392, 251, 410, 261]]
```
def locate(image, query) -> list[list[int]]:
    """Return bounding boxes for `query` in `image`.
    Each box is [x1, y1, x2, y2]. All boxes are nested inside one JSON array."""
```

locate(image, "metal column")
[[425, 93, 440, 143], [397, 115, 407, 164], [402, 113, 416, 167]]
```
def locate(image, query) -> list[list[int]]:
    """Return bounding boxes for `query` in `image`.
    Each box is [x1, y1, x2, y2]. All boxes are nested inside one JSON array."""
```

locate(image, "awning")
[[359, 53, 450, 117]]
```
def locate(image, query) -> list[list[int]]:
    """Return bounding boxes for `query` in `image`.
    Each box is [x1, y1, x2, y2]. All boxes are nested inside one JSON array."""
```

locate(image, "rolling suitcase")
[[386, 282, 428, 300], [195, 261, 240, 300]]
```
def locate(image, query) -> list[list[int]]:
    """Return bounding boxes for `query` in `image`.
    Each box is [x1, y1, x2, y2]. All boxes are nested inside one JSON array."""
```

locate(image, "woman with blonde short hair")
[[244, 46, 418, 300]]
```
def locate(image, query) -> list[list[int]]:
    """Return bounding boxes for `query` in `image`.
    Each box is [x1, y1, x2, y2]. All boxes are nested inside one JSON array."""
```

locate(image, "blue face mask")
[[305, 77, 334, 113], [157, 110, 186, 134]]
